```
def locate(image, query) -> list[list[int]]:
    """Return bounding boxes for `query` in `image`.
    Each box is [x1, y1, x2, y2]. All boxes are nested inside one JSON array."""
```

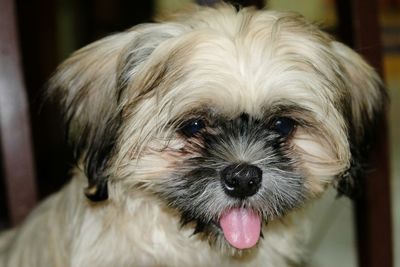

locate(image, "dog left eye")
[[272, 117, 296, 137], [180, 119, 206, 137]]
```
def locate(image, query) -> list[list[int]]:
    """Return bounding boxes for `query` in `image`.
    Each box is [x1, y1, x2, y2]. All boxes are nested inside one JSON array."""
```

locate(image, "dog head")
[[49, 5, 386, 252]]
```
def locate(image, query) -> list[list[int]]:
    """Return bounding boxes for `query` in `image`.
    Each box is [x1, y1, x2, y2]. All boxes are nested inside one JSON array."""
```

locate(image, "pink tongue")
[[219, 208, 261, 249]]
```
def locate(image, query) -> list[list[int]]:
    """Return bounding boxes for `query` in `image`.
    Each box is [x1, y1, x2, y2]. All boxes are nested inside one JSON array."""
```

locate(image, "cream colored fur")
[[1, 172, 309, 267], [0, 4, 384, 267]]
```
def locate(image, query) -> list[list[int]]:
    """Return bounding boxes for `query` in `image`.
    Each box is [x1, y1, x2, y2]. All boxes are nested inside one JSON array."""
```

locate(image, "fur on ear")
[[48, 24, 182, 201], [330, 41, 387, 198]]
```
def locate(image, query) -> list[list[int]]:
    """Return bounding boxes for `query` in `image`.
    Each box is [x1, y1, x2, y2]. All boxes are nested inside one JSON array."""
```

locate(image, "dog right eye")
[[179, 119, 206, 137]]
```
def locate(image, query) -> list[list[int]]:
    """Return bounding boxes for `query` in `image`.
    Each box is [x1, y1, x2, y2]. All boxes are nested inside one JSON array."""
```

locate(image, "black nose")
[[220, 164, 262, 198]]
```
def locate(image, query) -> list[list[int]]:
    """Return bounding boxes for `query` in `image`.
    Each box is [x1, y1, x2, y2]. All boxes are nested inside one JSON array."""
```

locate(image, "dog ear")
[[48, 25, 180, 201], [330, 42, 387, 198], [47, 33, 128, 201]]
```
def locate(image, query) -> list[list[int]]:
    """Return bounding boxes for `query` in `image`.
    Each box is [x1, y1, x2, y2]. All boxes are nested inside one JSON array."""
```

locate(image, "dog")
[[0, 4, 386, 267]]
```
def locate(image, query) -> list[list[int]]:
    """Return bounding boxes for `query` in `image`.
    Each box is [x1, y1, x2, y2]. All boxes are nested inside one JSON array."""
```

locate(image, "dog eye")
[[272, 117, 296, 136], [180, 119, 206, 137]]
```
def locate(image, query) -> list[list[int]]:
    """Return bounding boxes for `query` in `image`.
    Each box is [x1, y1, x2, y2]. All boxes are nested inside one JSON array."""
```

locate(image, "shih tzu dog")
[[0, 4, 386, 267]]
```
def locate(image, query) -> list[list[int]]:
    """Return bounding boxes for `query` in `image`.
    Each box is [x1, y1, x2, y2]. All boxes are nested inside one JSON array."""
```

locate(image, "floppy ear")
[[48, 33, 128, 201], [48, 25, 180, 201], [330, 42, 387, 198]]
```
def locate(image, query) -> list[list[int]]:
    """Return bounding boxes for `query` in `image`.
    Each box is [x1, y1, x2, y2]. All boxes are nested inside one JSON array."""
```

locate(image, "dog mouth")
[[218, 207, 262, 249]]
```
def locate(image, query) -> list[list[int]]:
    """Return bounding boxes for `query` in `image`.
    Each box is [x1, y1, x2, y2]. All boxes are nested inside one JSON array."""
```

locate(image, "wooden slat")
[[0, 0, 38, 225], [336, 1, 393, 267]]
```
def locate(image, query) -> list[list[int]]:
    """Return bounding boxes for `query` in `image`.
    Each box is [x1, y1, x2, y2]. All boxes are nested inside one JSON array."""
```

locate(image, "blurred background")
[[0, 0, 398, 266]]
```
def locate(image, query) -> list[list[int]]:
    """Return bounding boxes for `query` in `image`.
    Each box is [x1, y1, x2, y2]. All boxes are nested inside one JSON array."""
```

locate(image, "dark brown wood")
[[336, 1, 393, 267], [0, 0, 38, 225], [16, 0, 73, 199]]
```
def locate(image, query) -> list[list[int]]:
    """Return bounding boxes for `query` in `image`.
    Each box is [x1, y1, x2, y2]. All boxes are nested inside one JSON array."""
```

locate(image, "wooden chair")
[[0, 0, 38, 226], [335, 1, 393, 266]]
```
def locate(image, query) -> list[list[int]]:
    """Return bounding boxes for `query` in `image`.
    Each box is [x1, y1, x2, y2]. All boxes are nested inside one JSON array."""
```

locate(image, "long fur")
[[0, 5, 385, 267]]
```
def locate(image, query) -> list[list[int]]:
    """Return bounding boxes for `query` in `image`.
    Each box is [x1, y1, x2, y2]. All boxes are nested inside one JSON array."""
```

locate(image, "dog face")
[[49, 5, 385, 253]]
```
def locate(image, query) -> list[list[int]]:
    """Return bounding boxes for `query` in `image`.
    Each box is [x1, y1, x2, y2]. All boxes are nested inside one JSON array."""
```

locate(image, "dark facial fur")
[[154, 111, 307, 250]]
